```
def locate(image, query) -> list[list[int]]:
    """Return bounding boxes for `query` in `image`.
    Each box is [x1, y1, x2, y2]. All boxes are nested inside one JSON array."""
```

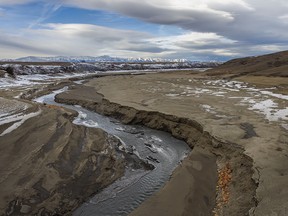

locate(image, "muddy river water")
[[34, 88, 190, 216]]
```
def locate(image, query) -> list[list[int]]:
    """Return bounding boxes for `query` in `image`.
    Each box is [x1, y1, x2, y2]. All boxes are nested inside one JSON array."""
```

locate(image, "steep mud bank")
[[56, 85, 257, 216], [0, 103, 150, 216]]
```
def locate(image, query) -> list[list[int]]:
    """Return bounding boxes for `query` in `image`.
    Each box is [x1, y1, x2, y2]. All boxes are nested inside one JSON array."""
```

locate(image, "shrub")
[[6, 66, 16, 78]]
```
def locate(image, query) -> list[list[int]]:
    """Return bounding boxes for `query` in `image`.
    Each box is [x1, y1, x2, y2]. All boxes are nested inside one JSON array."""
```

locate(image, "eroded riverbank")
[[55, 84, 256, 216], [0, 76, 196, 215], [0, 103, 130, 215], [36, 89, 191, 215], [79, 71, 288, 216], [0, 83, 155, 215]]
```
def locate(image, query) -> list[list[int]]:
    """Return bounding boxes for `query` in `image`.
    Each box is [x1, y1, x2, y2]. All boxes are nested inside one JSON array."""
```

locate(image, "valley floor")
[[0, 70, 287, 215]]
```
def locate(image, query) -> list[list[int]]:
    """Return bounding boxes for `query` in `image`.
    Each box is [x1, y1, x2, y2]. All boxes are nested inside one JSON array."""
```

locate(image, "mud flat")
[[54, 70, 288, 216]]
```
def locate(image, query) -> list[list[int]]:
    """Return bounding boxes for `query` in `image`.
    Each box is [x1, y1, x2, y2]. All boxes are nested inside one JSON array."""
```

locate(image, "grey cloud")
[[0, 24, 168, 58], [1, 21, 285, 61], [64, 0, 288, 52], [121, 46, 169, 53], [124, 40, 170, 53], [174, 41, 237, 50], [65, 0, 234, 27], [1, 0, 288, 60], [161, 44, 275, 61], [0, 33, 71, 56]]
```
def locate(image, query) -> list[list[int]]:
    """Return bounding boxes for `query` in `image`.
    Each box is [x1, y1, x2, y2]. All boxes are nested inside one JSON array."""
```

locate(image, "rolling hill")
[[207, 50, 288, 77]]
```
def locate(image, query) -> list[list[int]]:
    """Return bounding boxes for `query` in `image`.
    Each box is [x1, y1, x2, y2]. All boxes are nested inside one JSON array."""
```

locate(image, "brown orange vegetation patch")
[[213, 163, 232, 216], [218, 163, 232, 203]]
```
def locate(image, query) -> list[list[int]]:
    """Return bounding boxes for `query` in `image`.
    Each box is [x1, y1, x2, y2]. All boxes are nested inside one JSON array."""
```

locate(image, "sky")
[[0, 0, 288, 61]]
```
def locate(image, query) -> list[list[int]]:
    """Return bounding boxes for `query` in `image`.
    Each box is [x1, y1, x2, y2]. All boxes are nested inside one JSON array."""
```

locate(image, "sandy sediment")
[[130, 148, 217, 216]]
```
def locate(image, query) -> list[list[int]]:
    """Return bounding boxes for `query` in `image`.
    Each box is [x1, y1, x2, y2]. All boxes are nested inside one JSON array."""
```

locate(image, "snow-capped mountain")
[[5, 55, 213, 63], [13, 56, 128, 63], [0, 61, 221, 76], [0, 55, 223, 77]]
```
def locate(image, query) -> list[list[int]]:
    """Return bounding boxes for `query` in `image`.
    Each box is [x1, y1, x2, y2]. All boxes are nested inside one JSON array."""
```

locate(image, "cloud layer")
[[0, 0, 288, 60], [63, 0, 288, 42]]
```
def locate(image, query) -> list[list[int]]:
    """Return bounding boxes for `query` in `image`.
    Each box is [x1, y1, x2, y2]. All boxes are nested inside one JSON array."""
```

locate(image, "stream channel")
[[34, 87, 191, 216]]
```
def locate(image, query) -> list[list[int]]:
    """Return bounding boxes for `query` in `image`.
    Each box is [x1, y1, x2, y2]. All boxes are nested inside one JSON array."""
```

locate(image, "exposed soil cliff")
[[0, 103, 149, 215]]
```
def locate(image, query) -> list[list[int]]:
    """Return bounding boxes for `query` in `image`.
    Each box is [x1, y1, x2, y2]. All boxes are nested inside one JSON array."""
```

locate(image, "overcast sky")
[[0, 0, 288, 60]]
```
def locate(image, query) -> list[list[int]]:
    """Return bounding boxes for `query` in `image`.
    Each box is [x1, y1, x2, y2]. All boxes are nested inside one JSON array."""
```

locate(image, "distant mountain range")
[[2, 55, 218, 63]]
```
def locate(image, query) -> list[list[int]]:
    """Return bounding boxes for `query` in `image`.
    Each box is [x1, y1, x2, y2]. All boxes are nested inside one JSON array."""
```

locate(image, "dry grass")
[[206, 50, 288, 77]]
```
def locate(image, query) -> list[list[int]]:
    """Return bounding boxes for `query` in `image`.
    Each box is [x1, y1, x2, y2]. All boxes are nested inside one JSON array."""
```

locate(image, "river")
[[34, 87, 190, 216]]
